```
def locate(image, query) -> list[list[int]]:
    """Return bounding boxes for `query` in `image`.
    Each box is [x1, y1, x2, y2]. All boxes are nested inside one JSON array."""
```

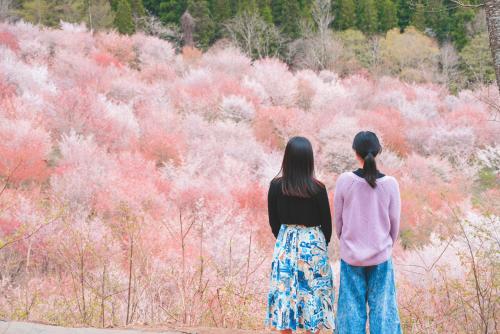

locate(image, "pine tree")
[[235, 0, 257, 13], [143, 0, 159, 16], [211, 0, 232, 23], [114, 0, 135, 34], [449, 6, 474, 50], [210, 0, 232, 39], [396, 0, 412, 31], [410, 1, 426, 31], [270, 0, 284, 26], [426, 0, 450, 41], [19, 0, 56, 26], [356, 0, 378, 34], [281, 0, 301, 38], [258, 0, 273, 24], [377, 0, 397, 32], [158, 0, 187, 24], [187, 0, 215, 48], [334, 0, 356, 30], [129, 0, 145, 18]]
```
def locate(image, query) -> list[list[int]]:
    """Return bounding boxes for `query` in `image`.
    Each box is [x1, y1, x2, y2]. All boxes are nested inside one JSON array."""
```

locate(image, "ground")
[[0, 321, 273, 334]]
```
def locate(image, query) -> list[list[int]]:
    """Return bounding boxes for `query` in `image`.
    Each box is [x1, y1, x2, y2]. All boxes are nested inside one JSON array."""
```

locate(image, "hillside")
[[0, 21, 498, 333]]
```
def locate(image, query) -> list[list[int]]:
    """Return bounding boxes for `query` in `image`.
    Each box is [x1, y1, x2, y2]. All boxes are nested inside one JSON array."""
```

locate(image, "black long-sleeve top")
[[267, 178, 332, 245]]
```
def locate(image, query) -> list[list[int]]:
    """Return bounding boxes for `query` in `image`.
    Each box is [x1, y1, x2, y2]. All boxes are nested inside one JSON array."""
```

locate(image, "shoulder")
[[336, 172, 355, 186], [380, 175, 400, 192], [313, 179, 327, 195], [384, 175, 399, 186], [269, 177, 282, 193]]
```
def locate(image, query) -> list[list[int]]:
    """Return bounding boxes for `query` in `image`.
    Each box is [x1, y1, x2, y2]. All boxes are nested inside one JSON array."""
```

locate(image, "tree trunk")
[[126, 236, 133, 325], [485, 0, 500, 92]]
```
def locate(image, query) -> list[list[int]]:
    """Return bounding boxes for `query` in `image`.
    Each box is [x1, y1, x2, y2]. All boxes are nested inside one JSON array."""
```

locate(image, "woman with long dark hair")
[[334, 131, 402, 333], [266, 136, 335, 334]]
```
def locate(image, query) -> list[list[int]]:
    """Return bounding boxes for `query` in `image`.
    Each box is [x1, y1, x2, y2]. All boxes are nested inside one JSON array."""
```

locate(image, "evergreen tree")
[[426, 0, 450, 41], [410, 1, 426, 31], [396, 0, 412, 31], [114, 0, 135, 34], [19, 0, 58, 26], [257, 0, 273, 24], [158, 0, 186, 24], [58, 0, 84, 23], [143, 0, 160, 16], [449, 7, 474, 50], [235, 0, 257, 13], [356, 0, 378, 34], [210, 0, 232, 23], [280, 0, 301, 38], [210, 0, 232, 39], [270, 0, 284, 26], [334, 0, 356, 30], [129, 0, 145, 17], [377, 0, 398, 32], [187, 0, 215, 48]]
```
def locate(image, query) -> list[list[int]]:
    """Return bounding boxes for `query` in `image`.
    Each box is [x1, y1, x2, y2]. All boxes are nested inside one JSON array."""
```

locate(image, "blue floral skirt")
[[266, 224, 335, 332]]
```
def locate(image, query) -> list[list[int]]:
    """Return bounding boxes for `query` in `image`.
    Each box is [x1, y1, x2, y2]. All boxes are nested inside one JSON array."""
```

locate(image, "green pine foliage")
[[396, 0, 412, 31], [334, 0, 356, 30], [258, 0, 273, 24], [410, 1, 426, 31], [18, 0, 68, 26], [187, 0, 215, 48], [425, 0, 450, 42], [448, 5, 475, 50], [356, 0, 378, 34], [377, 0, 398, 32], [156, 0, 186, 24], [129, 0, 145, 17], [280, 0, 302, 39], [270, 0, 284, 26], [459, 32, 496, 85], [235, 0, 257, 14], [114, 0, 135, 34]]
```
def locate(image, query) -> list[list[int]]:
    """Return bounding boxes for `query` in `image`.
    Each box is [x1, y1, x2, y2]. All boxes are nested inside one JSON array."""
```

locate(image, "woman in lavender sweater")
[[334, 131, 402, 334]]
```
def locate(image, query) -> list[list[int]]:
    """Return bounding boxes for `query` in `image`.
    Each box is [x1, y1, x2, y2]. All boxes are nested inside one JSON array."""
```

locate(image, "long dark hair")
[[276, 136, 323, 198], [352, 131, 382, 188]]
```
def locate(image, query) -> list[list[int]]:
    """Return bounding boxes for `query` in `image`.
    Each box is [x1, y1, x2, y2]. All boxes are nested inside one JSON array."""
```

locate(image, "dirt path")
[[0, 321, 272, 334]]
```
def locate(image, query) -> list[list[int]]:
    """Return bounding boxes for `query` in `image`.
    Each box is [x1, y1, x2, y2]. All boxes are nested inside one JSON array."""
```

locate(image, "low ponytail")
[[363, 152, 377, 188], [352, 131, 382, 188]]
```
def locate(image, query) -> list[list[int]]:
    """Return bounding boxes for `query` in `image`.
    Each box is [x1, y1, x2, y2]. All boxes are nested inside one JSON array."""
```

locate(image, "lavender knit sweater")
[[333, 172, 401, 266]]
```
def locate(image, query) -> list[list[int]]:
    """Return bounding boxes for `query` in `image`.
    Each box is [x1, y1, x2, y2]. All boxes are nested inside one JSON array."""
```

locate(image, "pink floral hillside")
[[0, 21, 498, 332]]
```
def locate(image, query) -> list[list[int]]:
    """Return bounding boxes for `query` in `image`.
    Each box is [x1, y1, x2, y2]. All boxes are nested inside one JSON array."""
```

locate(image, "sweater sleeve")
[[317, 186, 332, 245], [267, 181, 281, 238], [333, 175, 345, 239], [389, 178, 401, 244]]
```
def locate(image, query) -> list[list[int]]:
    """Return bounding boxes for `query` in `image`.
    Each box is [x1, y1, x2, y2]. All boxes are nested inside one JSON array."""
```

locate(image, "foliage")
[[8, 0, 488, 62], [459, 32, 497, 87], [333, 0, 356, 30], [79, 0, 115, 31], [355, 0, 378, 34], [380, 27, 440, 82], [376, 0, 397, 32], [114, 0, 135, 34], [186, 0, 214, 49]]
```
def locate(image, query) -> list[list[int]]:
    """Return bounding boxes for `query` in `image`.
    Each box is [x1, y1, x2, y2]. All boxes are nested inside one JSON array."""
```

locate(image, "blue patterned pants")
[[335, 259, 402, 334]]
